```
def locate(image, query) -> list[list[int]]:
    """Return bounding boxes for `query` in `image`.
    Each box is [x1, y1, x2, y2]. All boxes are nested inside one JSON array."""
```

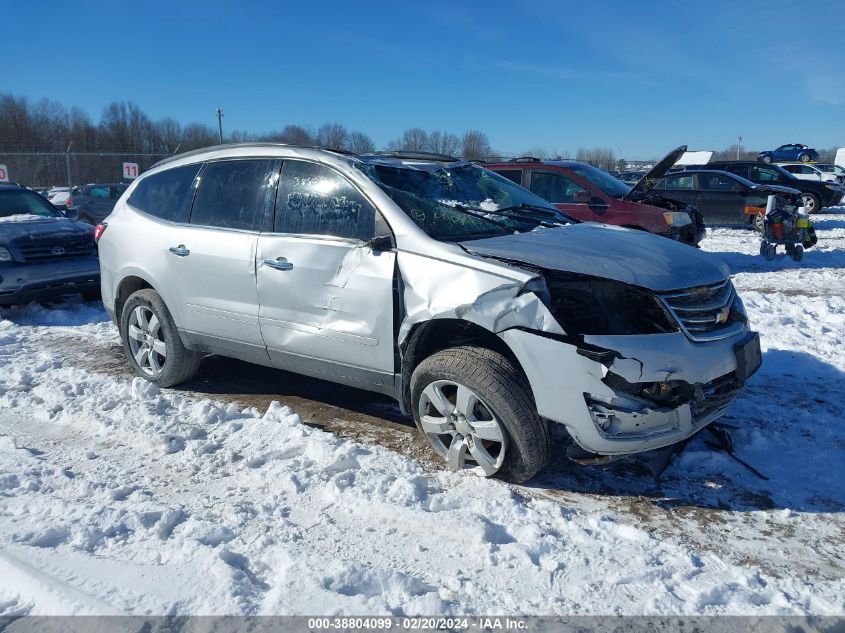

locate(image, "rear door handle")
[[169, 245, 190, 257], [263, 257, 293, 271]]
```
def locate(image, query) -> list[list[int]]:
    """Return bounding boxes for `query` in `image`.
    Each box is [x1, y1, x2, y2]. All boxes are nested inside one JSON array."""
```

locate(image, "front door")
[[257, 159, 396, 386], [695, 173, 745, 225]]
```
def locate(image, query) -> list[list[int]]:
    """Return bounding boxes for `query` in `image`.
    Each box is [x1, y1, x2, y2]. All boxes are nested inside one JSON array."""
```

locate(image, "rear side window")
[[128, 163, 202, 223], [492, 169, 522, 185], [190, 159, 278, 231], [89, 186, 109, 199], [700, 174, 738, 190], [275, 160, 377, 241]]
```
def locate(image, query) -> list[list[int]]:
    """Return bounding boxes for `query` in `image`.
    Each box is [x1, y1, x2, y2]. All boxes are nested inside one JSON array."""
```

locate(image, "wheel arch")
[[114, 274, 159, 332], [398, 318, 532, 415]]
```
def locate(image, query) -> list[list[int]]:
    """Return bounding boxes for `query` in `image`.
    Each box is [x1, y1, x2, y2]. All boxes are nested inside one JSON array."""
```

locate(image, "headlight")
[[663, 211, 692, 227], [0, 247, 13, 262], [544, 274, 678, 336]]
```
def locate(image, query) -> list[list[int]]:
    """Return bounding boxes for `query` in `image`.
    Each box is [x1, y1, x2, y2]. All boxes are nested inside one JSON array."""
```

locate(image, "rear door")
[[165, 158, 279, 350], [256, 159, 396, 385]]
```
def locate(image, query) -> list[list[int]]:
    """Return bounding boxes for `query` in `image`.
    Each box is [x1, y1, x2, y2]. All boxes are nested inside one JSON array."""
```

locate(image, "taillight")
[[93, 223, 108, 242], [65, 196, 72, 208]]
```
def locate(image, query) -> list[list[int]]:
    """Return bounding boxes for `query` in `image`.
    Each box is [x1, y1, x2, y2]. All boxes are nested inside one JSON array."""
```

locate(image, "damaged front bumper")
[[500, 327, 757, 456]]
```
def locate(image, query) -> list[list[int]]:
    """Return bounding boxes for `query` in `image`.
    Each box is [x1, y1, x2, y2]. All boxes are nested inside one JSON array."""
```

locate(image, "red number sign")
[[123, 162, 139, 179]]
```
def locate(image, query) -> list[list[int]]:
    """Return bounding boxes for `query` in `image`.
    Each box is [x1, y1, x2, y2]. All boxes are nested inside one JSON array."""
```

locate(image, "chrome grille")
[[658, 279, 740, 342], [17, 237, 95, 262]]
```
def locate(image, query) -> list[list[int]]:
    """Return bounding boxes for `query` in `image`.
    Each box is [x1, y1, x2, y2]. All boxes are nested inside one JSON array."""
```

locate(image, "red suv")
[[486, 146, 705, 246]]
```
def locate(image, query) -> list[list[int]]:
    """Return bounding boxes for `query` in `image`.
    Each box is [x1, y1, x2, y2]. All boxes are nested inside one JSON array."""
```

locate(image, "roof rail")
[[367, 150, 461, 162], [508, 156, 541, 163], [150, 142, 356, 169]]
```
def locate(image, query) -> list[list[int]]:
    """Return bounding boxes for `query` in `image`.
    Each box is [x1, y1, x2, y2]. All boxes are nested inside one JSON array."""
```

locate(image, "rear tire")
[[800, 193, 820, 214], [799, 153, 811, 163], [120, 289, 202, 387], [410, 346, 549, 483]]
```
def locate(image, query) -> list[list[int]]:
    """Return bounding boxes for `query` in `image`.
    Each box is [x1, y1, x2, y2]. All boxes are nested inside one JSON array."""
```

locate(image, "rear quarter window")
[[128, 163, 202, 223]]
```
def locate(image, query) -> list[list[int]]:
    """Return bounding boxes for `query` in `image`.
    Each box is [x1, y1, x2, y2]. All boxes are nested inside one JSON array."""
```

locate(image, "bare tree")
[[98, 101, 153, 152], [348, 130, 376, 153], [461, 130, 492, 160], [428, 131, 460, 156], [388, 128, 429, 152], [181, 123, 220, 151], [278, 124, 313, 145], [316, 123, 349, 149]]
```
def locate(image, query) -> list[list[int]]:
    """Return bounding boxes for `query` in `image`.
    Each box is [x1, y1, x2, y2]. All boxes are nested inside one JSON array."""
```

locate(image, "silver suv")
[[98, 144, 761, 482]]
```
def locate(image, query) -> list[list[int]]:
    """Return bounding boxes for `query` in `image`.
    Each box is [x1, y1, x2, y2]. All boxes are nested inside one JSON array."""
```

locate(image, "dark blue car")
[[757, 144, 820, 164], [0, 184, 100, 305]]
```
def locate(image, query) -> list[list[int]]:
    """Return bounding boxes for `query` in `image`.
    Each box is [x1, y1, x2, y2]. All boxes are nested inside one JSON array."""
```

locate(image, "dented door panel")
[[257, 234, 396, 372]]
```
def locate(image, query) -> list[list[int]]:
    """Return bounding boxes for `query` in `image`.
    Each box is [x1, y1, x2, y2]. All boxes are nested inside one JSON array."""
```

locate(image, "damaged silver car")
[[97, 144, 761, 483]]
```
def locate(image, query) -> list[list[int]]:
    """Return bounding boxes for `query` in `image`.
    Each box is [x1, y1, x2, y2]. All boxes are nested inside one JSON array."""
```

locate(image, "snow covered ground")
[[0, 211, 843, 616]]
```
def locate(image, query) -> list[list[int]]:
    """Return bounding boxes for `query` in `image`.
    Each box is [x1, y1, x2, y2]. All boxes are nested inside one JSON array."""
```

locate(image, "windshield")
[[0, 190, 62, 220], [566, 163, 631, 197], [359, 161, 568, 240]]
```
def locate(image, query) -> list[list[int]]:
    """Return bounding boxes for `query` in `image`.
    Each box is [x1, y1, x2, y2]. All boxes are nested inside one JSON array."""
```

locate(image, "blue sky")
[[4, 0, 844, 158]]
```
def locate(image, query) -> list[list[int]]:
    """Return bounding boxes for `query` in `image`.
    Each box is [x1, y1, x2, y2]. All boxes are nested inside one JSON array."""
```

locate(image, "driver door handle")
[[169, 245, 190, 257], [263, 257, 294, 271]]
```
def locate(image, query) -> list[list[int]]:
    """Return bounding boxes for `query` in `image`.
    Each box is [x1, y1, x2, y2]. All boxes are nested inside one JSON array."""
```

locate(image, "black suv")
[[673, 161, 842, 214], [0, 184, 100, 305], [67, 183, 128, 225]]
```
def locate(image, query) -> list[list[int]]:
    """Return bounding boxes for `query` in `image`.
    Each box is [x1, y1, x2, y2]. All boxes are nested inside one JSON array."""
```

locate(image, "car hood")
[[751, 183, 802, 196], [461, 223, 729, 292], [623, 145, 688, 200], [0, 217, 93, 243]]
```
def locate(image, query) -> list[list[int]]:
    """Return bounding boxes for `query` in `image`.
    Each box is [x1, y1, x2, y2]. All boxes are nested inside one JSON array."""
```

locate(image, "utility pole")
[[737, 136, 743, 160], [216, 107, 224, 144]]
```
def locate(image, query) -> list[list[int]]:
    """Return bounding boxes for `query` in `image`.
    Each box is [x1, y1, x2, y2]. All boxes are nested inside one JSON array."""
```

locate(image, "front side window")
[[660, 175, 694, 190], [275, 160, 377, 241], [529, 172, 583, 203], [566, 163, 631, 198], [750, 165, 784, 182], [701, 174, 739, 190], [128, 163, 202, 222], [191, 159, 278, 231]]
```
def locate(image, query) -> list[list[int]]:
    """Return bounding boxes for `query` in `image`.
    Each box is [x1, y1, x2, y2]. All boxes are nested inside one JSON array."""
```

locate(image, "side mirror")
[[573, 189, 591, 204], [63, 208, 79, 222], [363, 234, 394, 251], [589, 196, 610, 210]]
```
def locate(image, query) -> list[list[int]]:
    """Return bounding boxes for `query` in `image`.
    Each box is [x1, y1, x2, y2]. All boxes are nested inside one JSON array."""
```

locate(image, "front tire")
[[410, 346, 549, 483], [120, 289, 202, 387], [760, 154, 772, 163], [751, 213, 764, 232]]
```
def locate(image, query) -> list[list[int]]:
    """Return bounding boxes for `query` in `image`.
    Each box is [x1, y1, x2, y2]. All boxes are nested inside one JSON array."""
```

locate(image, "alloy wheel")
[[801, 194, 817, 213], [126, 305, 167, 377], [418, 380, 507, 476]]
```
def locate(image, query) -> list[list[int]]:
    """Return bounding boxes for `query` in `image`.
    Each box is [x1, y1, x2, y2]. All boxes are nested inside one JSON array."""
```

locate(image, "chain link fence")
[[0, 151, 173, 189]]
